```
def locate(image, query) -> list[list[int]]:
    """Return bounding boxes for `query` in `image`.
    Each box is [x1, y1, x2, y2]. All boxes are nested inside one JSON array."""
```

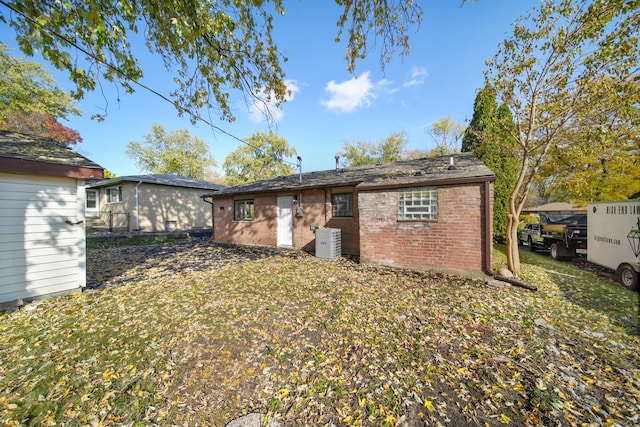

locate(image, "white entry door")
[[277, 196, 294, 247]]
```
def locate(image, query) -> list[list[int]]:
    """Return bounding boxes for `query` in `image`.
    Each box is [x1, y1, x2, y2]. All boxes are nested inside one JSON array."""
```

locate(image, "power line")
[[0, 0, 300, 168]]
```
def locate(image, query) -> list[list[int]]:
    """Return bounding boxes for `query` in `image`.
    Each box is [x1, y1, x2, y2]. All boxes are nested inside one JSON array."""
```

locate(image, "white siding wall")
[[0, 173, 86, 305]]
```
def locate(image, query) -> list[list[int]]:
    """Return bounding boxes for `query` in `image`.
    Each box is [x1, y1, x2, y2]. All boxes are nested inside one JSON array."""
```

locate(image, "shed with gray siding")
[[0, 131, 103, 308]]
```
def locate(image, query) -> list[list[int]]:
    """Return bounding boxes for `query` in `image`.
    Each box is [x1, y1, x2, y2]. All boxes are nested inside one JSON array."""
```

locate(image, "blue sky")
[[1, 1, 538, 177]]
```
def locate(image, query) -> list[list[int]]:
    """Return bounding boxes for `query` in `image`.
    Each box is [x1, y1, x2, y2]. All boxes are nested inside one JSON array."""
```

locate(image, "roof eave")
[[0, 157, 104, 179], [357, 174, 496, 191]]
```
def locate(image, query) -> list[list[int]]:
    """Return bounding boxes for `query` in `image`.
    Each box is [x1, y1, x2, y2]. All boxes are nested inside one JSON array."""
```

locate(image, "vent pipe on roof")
[[448, 156, 456, 170], [297, 156, 302, 184], [335, 155, 340, 171]]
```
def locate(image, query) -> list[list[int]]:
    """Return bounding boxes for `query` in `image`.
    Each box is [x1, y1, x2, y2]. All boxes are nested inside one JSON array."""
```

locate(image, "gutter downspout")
[[135, 181, 142, 231], [483, 180, 496, 277]]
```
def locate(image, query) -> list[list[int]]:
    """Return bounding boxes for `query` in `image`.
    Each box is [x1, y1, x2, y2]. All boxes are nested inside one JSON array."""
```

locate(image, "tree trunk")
[[505, 210, 521, 275]]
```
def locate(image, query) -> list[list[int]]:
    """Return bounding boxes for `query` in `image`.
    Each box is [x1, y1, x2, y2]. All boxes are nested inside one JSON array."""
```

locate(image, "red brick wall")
[[358, 183, 490, 274], [211, 188, 360, 254], [212, 195, 278, 246]]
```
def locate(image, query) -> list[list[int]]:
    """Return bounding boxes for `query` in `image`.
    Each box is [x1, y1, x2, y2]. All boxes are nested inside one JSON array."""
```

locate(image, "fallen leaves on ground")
[[0, 240, 638, 426]]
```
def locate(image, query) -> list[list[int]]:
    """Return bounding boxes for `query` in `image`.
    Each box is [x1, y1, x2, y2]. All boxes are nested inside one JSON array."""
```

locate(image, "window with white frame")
[[398, 187, 437, 220], [234, 199, 255, 220], [332, 192, 353, 217], [105, 186, 122, 204], [86, 190, 97, 209]]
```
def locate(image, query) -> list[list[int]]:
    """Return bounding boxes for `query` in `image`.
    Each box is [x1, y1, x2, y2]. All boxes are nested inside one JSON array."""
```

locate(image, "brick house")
[[202, 153, 495, 276]]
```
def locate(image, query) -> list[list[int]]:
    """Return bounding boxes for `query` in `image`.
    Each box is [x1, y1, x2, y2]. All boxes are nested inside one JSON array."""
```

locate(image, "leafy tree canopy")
[[1, 111, 82, 144], [222, 130, 297, 186], [126, 124, 217, 180], [337, 132, 408, 167], [1, 1, 422, 122], [425, 116, 464, 156], [485, 0, 639, 274], [0, 42, 81, 143], [536, 76, 640, 202]]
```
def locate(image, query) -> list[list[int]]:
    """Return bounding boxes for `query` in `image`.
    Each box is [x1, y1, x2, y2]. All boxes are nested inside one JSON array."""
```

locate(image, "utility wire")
[[0, 0, 300, 168]]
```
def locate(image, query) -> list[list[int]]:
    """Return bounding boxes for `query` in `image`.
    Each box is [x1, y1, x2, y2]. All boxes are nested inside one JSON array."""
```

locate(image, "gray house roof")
[[88, 173, 226, 191], [203, 153, 495, 198], [0, 130, 103, 178]]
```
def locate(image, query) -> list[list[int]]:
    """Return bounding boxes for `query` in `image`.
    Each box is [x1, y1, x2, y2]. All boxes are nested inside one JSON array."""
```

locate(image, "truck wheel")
[[527, 237, 536, 252], [619, 265, 639, 291], [550, 243, 561, 260]]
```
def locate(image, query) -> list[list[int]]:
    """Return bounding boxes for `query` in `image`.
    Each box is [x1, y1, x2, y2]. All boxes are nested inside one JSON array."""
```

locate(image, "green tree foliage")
[[222, 131, 297, 186], [485, 0, 639, 274], [0, 42, 81, 143], [2, 1, 422, 122], [536, 77, 640, 202], [426, 116, 464, 156], [126, 124, 217, 180], [338, 132, 407, 167], [463, 84, 519, 244]]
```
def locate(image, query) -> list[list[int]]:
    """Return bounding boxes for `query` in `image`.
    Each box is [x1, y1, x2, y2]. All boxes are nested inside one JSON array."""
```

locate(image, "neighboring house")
[[202, 153, 496, 276], [86, 174, 225, 232], [0, 130, 103, 308]]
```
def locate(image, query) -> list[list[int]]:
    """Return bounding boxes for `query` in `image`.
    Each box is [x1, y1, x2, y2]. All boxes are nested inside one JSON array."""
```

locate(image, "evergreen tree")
[[463, 84, 519, 244]]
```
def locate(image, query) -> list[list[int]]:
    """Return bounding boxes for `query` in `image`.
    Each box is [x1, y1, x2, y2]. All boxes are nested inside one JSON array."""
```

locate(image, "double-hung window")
[[332, 193, 353, 217], [105, 186, 122, 204], [86, 190, 97, 209], [398, 187, 437, 220], [234, 199, 254, 220]]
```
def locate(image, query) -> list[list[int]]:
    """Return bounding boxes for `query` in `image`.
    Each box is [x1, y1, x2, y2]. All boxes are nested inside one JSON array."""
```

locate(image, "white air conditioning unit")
[[315, 228, 342, 260]]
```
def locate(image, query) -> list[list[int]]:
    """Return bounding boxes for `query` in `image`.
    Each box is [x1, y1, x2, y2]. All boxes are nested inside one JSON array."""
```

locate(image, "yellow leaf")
[[279, 388, 289, 398], [499, 413, 511, 424], [592, 405, 601, 413], [558, 391, 567, 399], [424, 400, 435, 412], [384, 414, 395, 425], [513, 383, 525, 392]]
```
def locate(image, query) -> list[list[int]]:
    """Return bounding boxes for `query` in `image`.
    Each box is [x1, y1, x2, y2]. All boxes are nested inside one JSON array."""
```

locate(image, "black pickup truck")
[[519, 214, 588, 260]]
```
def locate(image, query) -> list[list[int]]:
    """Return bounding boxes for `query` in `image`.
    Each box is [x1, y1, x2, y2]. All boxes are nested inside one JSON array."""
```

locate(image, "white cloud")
[[403, 67, 428, 87], [376, 78, 400, 95], [322, 72, 375, 113], [248, 79, 300, 123]]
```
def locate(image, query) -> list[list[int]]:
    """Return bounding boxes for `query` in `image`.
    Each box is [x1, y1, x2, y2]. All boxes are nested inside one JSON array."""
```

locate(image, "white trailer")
[[587, 200, 640, 290]]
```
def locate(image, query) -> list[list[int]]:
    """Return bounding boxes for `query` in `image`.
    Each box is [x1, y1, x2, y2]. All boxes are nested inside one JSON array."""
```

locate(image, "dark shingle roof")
[[88, 173, 226, 191], [204, 153, 494, 197], [0, 130, 103, 171]]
